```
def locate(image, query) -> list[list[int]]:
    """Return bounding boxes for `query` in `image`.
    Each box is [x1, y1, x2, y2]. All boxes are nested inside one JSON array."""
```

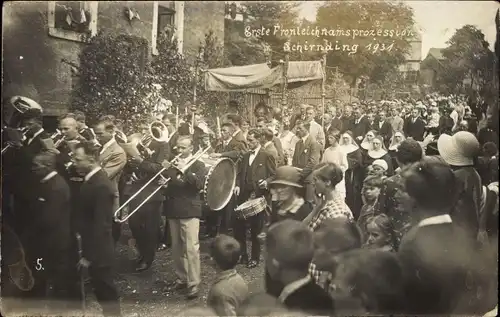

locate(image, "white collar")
[[250, 145, 261, 155], [27, 128, 44, 145], [41, 171, 58, 183], [232, 129, 240, 137], [418, 214, 452, 228], [278, 275, 311, 303], [264, 141, 272, 148], [99, 138, 116, 155], [84, 166, 102, 182], [301, 134, 309, 143]]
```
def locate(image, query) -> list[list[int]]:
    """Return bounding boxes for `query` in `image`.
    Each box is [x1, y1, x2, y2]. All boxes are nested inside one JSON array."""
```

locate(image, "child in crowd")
[[363, 214, 399, 252], [207, 235, 248, 316], [357, 175, 385, 236]]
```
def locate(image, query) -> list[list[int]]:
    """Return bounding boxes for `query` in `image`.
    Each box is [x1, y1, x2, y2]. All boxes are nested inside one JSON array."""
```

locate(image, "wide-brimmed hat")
[[437, 131, 480, 166], [269, 166, 303, 188]]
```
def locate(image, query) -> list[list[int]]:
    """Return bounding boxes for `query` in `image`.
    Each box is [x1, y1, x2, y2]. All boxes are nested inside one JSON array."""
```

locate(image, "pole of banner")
[[175, 105, 179, 129], [193, 45, 204, 105], [282, 40, 290, 121], [321, 41, 327, 129]]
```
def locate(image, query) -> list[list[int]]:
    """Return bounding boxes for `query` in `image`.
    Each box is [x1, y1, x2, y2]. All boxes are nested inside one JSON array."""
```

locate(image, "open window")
[[151, 1, 184, 55], [48, 1, 98, 43]]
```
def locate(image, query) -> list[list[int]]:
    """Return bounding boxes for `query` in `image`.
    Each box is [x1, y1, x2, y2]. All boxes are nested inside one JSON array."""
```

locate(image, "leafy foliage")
[[438, 25, 496, 96], [315, 1, 415, 86], [72, 29, 231, 131], [72, 32, 155, 131]]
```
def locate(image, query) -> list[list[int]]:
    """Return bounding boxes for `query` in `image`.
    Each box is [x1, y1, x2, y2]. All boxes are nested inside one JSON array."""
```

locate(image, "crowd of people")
[[1, 91, 498, 317]]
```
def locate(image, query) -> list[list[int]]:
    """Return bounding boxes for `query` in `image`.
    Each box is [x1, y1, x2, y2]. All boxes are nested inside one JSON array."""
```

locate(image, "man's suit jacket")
[[164, 159, 206, 219], [292, 135, 322, 181], [215, 138, 247, 163], [264, 141, 279, 164], [99, 140, 127, 193], [237, 148, 276, 202], [352, 116, 371, 140], [282, 280, 334, 315], [12, 129, 52, 198], [308, 120, 326, 149], [341, 115, 354, 133], [404, 117, 426, 141], [75, 169, 115, 267], [374, 120, 393, 145], [23, 173, 71, 252]]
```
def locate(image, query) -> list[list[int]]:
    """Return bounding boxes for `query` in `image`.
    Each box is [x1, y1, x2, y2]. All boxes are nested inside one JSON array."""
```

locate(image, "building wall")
[[2, 1, 225, 117]]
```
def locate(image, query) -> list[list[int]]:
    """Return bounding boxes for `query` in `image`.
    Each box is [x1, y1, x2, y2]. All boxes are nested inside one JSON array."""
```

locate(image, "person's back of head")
[[396, 139, 423, 167], [332, 249, 406, 315], [313, 218, 363, 271], [210, 234, 241, 271], [266, 220, 314, 272]]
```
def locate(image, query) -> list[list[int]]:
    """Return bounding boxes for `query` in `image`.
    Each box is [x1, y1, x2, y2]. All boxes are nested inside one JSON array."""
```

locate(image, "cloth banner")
[[204, 61, 324, 92]]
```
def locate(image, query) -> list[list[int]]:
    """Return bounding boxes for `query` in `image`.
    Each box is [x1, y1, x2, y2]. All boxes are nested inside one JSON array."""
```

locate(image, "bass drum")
[[201, 156, 237, 211]]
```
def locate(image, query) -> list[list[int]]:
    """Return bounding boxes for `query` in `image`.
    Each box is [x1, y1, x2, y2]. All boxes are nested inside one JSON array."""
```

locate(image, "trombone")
[[51, 129, 66, 148], [114, 145, 212, 223], [1, 126, 29, 155]]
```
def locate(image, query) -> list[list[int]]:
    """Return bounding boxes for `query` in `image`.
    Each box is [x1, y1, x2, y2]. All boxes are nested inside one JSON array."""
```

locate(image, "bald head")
[[59, 117, 79, 139]]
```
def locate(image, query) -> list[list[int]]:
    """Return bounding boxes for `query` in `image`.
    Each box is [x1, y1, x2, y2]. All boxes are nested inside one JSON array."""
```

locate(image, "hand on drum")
[[234, 186, 240, 196], [209, 153, 222, 159]]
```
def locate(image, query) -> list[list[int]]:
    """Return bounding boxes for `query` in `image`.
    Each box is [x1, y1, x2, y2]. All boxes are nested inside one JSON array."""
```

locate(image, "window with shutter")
[[48, 1, 98, 43]]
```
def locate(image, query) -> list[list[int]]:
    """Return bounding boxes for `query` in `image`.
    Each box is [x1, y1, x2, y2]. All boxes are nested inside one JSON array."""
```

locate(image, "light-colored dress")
[[322, 145, 348, 199], [279, 130, 299, 165]]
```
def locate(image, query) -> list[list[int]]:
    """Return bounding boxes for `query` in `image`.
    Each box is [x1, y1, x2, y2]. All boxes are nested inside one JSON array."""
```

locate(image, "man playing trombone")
[[161, 136, 206, 299], [124, 123, 170, 272]]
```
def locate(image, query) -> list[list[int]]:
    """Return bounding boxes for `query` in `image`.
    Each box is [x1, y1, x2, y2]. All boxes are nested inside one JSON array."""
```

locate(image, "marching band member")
[[11, 107, 52, 233], [210, 122, 247, 234], [23, 152, 72, 305], [71, 141, 121, 317], [162, 136, 206, 299], [93, 118, 127, 244], [127, 126, 169, 272], [73, 110, 97, 142], [233, 129, 276, 268]]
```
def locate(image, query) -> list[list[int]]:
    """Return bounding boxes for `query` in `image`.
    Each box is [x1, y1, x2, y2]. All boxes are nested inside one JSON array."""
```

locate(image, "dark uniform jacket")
[[215, 138, 247, 163], [23, 173, 71, 252], [237, 148, 276, 202], [74, 169, 115, 267], [404, 117, 426, 141], [129, 139, 169, 206], [352, 116, 371, 140], [163, 159, 206, 219]]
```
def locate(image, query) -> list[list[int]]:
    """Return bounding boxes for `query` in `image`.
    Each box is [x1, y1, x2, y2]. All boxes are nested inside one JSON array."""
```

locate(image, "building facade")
[[3, 1, 225, 119], [398, 28, 422, 85]]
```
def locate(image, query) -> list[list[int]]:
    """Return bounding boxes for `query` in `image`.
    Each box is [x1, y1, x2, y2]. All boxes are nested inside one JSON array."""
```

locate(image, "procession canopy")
[[204, 61, 324, 92]]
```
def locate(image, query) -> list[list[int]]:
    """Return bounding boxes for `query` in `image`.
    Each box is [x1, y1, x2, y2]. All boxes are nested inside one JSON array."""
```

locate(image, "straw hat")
[[437, 131, 480, 166], [269, 166, 303, 188]]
